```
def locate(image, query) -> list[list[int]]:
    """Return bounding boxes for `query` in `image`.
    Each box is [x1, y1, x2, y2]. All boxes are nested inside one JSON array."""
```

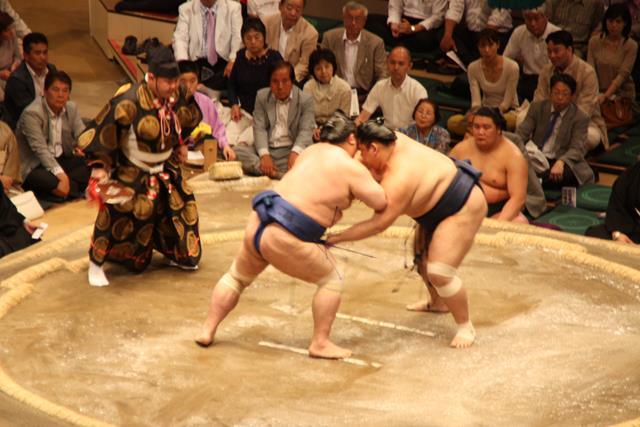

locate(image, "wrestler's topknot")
[[474, 106, 507, 131], [357, 117, 397, 146], [320, 110, 356, 144]]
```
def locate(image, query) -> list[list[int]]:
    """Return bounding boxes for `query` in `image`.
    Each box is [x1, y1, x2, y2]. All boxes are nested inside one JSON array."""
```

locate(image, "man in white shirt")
[[356, 46, 428, 130], [247, 0, 279, 19], [321, 1, 387, 96], [173, 0, 242, 90], [504, 5, 560, 101], [15, 70, 88, 203], [234, 61, 315, 178], [365, 0, 447, 54], [440, 0, 512, 66]]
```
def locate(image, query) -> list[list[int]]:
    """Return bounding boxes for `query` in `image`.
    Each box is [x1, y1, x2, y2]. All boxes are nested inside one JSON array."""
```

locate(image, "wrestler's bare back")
[[274, 143, 386, 225], [380, 133, 458, 218]]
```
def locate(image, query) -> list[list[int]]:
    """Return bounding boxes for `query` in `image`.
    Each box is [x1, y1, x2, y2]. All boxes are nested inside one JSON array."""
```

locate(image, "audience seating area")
[[13, 1, 640, 243]]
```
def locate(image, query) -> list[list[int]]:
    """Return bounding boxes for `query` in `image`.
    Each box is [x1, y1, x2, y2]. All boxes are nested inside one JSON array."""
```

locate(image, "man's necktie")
[[206, 9, 218, 66]]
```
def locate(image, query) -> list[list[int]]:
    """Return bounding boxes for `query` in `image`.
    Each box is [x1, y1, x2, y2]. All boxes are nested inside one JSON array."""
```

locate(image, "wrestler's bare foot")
[[406, 299, 450, 313], [88, 261, 109, 287], [449, 321, 475, 349], [308, 340, 352, 359], [195, 320, 216, 348]]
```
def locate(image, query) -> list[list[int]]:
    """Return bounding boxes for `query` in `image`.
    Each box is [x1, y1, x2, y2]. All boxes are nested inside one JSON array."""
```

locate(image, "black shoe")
[[122, 35, 137, 55]]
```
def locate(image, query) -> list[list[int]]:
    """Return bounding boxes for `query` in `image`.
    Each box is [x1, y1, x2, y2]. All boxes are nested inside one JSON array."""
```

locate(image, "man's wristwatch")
[[612, 231, 621, 240], [410, 25, 416, 33]]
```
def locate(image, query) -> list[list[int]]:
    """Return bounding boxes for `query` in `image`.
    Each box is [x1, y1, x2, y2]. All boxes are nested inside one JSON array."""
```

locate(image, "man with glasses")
[[263, 0, 318, 82], [533, 30, 607, 151], [519, 73, 595, 190]]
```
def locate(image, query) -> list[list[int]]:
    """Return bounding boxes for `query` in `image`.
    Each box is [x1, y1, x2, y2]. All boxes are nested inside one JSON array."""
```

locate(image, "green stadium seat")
[[413, 76, 471, 111], [536, 205, 604, 235], [597, 138, 640, 167], [305, 16, 342, 40], [576, 183, 611, 212]]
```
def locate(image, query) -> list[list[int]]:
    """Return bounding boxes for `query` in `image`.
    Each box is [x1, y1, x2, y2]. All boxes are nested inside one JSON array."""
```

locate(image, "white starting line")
[[336, 313, 436, 338], [258, 341, 382, 369]]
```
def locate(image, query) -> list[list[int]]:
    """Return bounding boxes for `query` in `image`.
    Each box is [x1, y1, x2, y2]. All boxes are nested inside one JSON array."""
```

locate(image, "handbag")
[[601, 97, 634, 129]]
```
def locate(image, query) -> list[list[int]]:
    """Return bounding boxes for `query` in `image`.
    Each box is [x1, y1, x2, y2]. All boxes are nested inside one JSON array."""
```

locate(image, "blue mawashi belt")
[[413, 158, 482, 232], [252, 190, 326, 255]]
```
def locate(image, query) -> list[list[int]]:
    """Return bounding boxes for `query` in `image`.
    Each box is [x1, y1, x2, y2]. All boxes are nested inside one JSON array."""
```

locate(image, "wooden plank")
[[108, 39, 139, 82]]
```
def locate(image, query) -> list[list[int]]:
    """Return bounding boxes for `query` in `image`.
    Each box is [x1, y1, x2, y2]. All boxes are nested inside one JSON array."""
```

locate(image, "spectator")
[[173, 0, 242, 91], [585, 159, 640, 245], [357, 46, 427, 130], [449, 29, 519, 134], [503, 5, 560, 101], [0, 0, 29, 41], [588, 4, 638, 124], [0, 188, 39, 259], [0, 12, 20, 102], [519, 74, 595, 191], [0, 120, 19, 192], [399, 98, 450, 153], [440, 0, 512, 66], [303, 48, 351, 133], [3, 32, 56, 129], [247, 0, 279, 19], [450, 107, 528, 223], [321, 1, 387, 97], [263, 0, 318, 82], [234, 61, 314, 178], [16, 70, 89, 203], [365, 0, 447, 53], [178, 60, 235, 161], [228, 17, 282, 120], [534, 30, 607, 151], [548, 0, 603, 58]]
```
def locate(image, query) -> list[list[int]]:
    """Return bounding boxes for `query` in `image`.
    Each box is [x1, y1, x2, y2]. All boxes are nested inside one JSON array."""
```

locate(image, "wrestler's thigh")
[[260, 225, 336, 284], [233, 214, 269, 278], [427, 187, 487, 268]]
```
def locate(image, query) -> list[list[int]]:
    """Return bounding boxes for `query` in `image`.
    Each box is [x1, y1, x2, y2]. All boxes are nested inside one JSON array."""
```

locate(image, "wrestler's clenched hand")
[[260, 154, 278, 177]]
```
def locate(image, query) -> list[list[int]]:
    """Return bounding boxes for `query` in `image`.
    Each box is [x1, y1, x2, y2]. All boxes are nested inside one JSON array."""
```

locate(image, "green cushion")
[[536, 205, 604, 235], [414, 77, 471, 111], [576, 183, 611, 212], [598, 139, 640, 167]]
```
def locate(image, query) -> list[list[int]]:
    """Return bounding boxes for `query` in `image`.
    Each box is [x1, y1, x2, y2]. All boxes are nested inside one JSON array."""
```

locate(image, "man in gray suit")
[[516, 73, 595, 190], [234, 61, 315, 178], [321, 1, 387, 97], [16, 70, 89, 202]]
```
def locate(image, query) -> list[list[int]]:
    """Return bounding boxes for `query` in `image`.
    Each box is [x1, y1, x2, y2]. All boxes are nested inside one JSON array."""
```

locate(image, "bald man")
[[328, 121, 487, 348], [196, 111, 386, 359], [356, 46, 427, 130]]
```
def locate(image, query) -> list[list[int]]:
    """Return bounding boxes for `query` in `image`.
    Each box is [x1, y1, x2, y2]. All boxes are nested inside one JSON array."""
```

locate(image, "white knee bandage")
[[428, 261, 462, 298], [218, 261, 254, 295], [316, 271, 343, 293]]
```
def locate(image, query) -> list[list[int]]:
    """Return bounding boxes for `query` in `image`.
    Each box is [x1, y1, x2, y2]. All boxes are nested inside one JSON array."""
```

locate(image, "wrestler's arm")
[[329, 173, 411, 244], [348, 161, 387, 211], [497, 150, 527, 221]]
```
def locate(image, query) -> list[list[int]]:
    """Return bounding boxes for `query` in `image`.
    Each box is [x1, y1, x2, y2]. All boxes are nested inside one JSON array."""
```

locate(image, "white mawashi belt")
[[121, 128, 172, 174]]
